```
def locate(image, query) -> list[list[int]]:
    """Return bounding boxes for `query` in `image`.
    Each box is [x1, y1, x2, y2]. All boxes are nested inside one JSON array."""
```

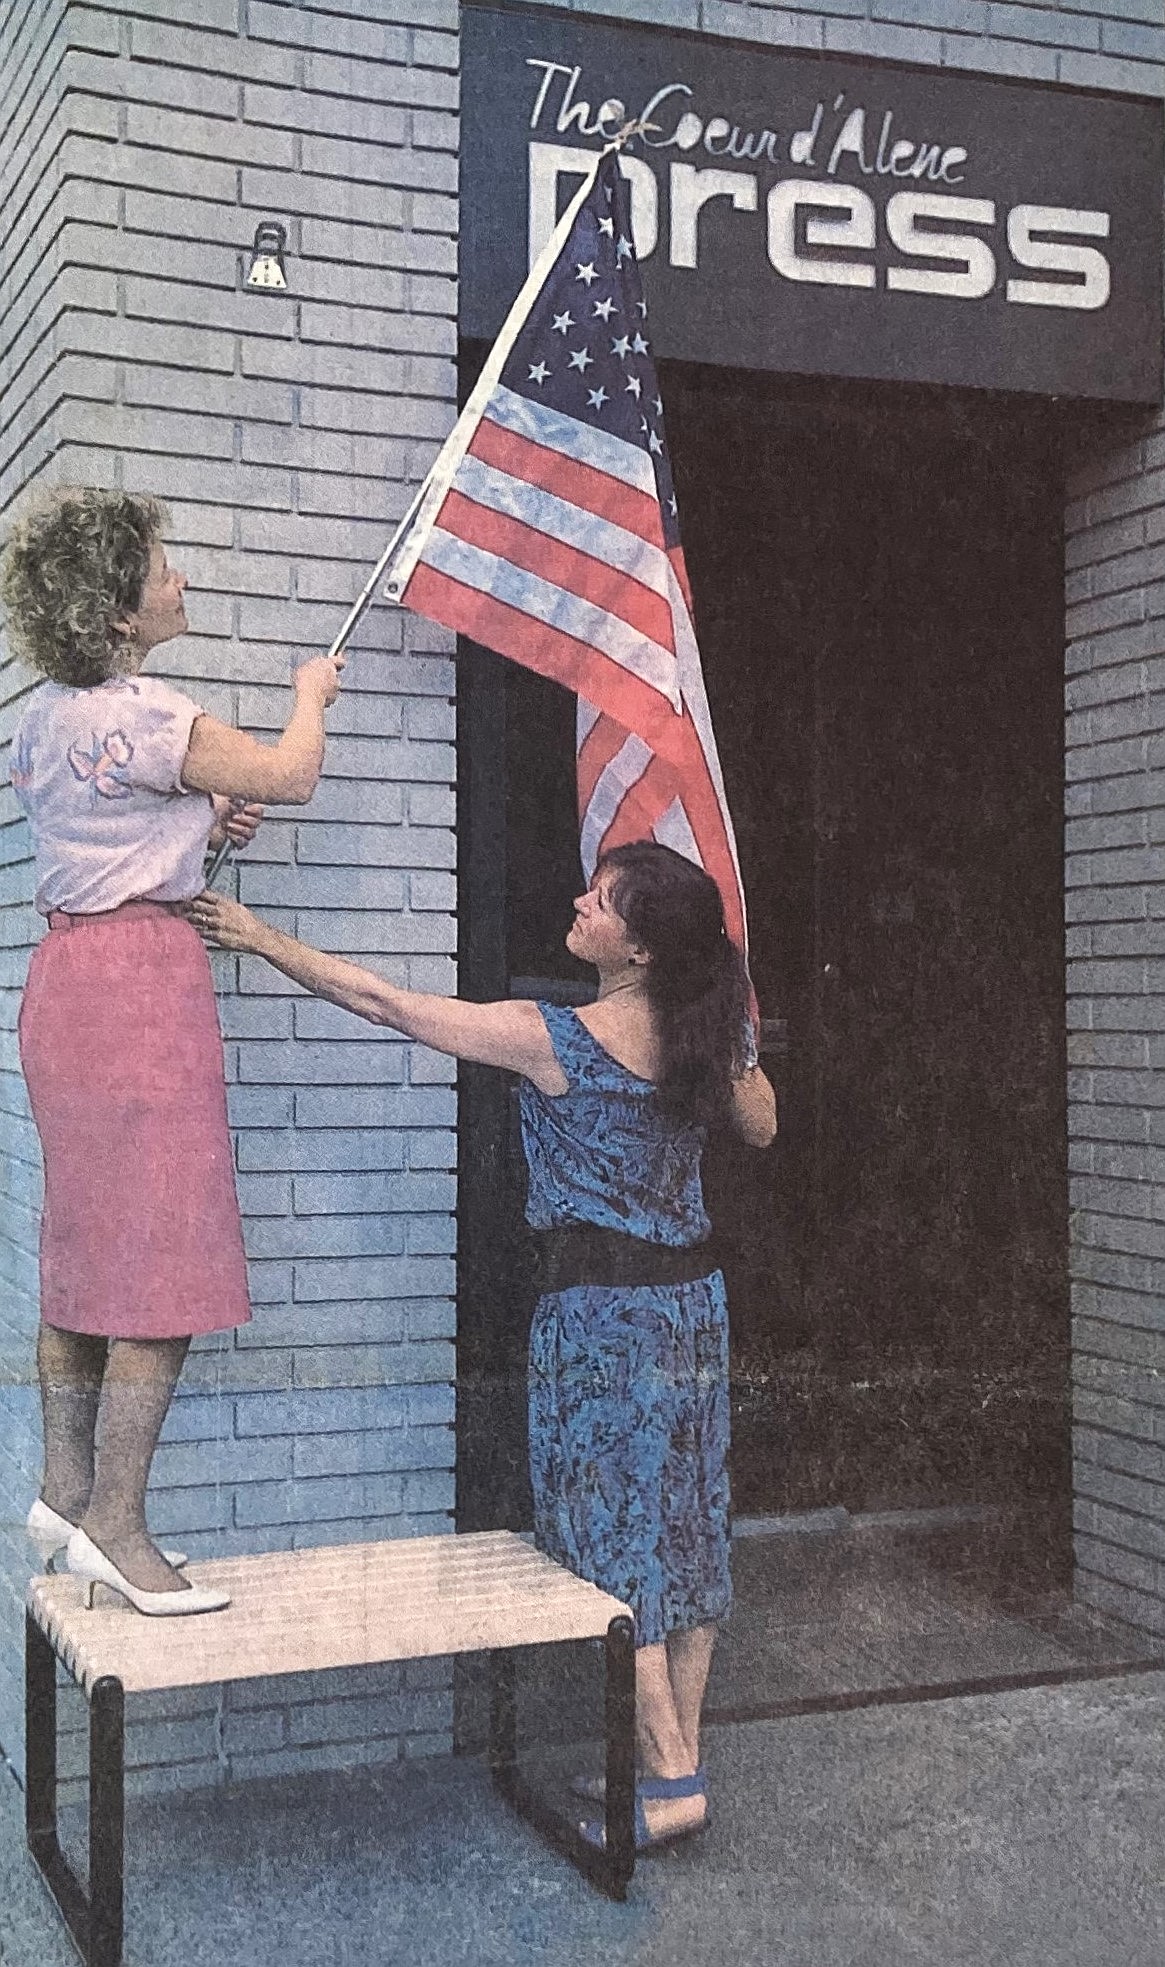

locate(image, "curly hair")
[[599, 840, 753, 1127], [0, 488, 168, 688]]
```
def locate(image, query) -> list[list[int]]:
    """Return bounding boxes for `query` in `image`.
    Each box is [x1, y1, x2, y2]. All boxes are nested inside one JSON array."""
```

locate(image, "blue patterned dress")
[[520, 1002, 732, 1647]]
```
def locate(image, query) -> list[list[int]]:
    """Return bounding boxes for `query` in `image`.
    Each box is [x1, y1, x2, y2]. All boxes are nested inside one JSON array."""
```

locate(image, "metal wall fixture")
[[246, 220, 287, 289]]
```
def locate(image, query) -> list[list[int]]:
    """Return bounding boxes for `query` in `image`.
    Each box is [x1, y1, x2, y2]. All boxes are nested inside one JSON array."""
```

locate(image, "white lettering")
[[525, 60, 573, 132], [907, 142, 943, 182], [556, 67, 592, 137], [1006, 205, 1111, 311], [767, 181, 877, 288], [670, 165, 758, 270], [827, 107, 872, 178], [527, 143, 660, 266], [789, 102, 823, 168], [730, 127, 779, 163], [885, 193, 996, 299], [639, 83, 696, 148], [620, 156, 661, 261]]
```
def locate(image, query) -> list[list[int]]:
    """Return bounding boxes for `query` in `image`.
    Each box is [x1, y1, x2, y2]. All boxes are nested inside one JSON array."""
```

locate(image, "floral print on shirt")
[[67, 730, 136, 800]]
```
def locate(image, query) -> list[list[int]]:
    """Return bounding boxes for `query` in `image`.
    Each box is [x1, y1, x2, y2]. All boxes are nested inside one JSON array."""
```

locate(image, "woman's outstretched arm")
[[192, 892, 565, 1089]]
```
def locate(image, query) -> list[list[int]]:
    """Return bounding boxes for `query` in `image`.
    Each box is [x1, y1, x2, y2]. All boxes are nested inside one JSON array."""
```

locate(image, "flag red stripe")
[[594, 751, 677, 848], [403, 562, 693, 768], [585, 715, 745, 949], [437, 489, 675, 655], [576, 712, 635, 815], [469, 417, 666, 551]]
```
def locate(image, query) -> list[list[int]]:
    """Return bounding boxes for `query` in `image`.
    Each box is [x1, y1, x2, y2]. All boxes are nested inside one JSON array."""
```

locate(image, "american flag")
[[386, 146, 748, 953]]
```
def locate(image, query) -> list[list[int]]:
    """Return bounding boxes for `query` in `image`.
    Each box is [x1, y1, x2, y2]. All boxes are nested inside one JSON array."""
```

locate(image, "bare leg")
[[37, 1322, 107, 1521], [666, 1622, 717, 1767], [636, 1641, 694, 1777], [611, 1642, 706, 1840], [78, 1336, 191, 1593]]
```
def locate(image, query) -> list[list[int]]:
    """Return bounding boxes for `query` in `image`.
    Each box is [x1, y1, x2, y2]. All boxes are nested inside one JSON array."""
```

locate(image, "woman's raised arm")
[[181, 656, 344, 805], [191, 893, 566, 1092]]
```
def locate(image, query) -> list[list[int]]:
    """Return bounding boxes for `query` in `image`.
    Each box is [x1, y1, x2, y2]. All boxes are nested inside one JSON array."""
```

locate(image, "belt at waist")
[[47, 900, 189, 930], [532, 1222, 721, 1294]]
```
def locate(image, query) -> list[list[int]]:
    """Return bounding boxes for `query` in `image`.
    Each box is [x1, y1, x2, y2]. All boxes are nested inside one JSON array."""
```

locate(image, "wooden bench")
[[25, 1531, 637, 1967]]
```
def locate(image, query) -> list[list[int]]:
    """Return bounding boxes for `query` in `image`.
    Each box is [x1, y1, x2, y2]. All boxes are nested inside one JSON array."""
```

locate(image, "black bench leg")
[[89, 1676, 125, 1967], [488, 1628, 636, 1901], [25, 1617, 125, 1967], [25, 1612, 58, 1869], [603, 1616, 636, 1900]]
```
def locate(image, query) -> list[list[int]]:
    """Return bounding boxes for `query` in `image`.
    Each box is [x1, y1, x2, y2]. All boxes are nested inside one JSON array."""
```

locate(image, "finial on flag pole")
[[607, 116, 660, 149]]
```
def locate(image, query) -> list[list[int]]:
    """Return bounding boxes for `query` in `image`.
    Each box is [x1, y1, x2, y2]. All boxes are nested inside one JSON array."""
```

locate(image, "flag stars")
[[616, 236, 633, 260], [587, 386, 609, 411], [632, 332, 649, 355], [598, 216, 615, 238], [575, 262, 599, 286], [636, 299, 648, 316], [568, 346, 594, 373], [668, 495, 679, 515], [551, 310, 575, 335], [625, 374, 642, 399], [611, 335, 632, 360], [647, 430, 664, 455], [527, 361, 550, 386], [653, 397, 664, 415], [592, 296, 617, 322]]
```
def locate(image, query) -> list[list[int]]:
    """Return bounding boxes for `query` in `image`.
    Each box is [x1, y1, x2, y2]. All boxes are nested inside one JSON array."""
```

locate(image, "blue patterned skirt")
[[527, 1271, 732, 1648]]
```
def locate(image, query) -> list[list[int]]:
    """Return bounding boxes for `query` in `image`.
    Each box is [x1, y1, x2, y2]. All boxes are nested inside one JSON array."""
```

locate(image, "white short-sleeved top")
[[10, 673, 214, 913]]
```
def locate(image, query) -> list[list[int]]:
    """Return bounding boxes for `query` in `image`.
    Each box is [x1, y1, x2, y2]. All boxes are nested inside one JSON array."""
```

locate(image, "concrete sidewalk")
[[1, 1668, 1162, 1967]]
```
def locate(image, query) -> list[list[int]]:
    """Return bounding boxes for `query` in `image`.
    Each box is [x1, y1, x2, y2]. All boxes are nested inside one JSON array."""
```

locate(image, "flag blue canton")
[[500, 150, 682, 552]]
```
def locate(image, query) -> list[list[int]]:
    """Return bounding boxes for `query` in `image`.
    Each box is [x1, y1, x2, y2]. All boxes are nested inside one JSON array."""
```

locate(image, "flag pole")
[[322, 477, 429, 664], [204, 480, 429, 887]]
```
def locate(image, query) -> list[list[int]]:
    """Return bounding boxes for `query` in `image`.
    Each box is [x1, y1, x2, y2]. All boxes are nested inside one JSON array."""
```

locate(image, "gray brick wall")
[[0, 0, 458, 1795], [1066, 429, 1165, 1641], [0, 0, 71, 1797], [535, 0, 1165, 90]]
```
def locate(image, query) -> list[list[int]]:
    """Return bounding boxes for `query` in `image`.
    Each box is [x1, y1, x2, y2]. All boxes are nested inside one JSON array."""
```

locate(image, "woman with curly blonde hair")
[[3, 486, 344, 1615]]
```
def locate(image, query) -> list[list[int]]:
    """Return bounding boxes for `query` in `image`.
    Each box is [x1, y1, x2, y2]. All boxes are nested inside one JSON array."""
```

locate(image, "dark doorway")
[[456, 359, 1070, 1541]]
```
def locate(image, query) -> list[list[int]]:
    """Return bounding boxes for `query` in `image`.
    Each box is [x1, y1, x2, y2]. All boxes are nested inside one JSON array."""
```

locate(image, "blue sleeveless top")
[[518, 1000, 711, 1247]]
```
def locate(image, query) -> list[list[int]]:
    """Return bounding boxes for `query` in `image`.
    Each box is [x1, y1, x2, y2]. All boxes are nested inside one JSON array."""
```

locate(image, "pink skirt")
[[18, 902, 251, 1340]]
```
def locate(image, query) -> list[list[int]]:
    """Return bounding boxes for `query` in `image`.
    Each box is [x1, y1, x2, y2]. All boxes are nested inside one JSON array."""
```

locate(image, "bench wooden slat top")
[[25, 1532, 633, 1696]]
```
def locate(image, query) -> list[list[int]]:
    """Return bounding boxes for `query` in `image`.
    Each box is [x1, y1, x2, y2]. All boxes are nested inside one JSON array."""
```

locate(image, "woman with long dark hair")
[[192, 840, 776, 1846]]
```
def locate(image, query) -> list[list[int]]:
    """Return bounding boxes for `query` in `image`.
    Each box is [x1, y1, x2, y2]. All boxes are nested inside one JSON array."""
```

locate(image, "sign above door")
[[461, 5, 1164, 403]]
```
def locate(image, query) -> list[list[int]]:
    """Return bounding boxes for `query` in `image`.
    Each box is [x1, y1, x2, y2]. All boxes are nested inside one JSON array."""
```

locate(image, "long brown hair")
[[599, 841, 751, 1125]]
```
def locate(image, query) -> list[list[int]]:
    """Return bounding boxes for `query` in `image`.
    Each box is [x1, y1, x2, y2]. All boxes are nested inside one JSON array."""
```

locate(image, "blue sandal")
[[570, 1762, 706, 1804], [579, 1768, 709, 1855]]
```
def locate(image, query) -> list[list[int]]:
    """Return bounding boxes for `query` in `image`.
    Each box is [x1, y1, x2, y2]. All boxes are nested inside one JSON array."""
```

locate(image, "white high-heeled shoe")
[[66, 1528, 230, 1617], [26, 1499, 188, 1571]]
